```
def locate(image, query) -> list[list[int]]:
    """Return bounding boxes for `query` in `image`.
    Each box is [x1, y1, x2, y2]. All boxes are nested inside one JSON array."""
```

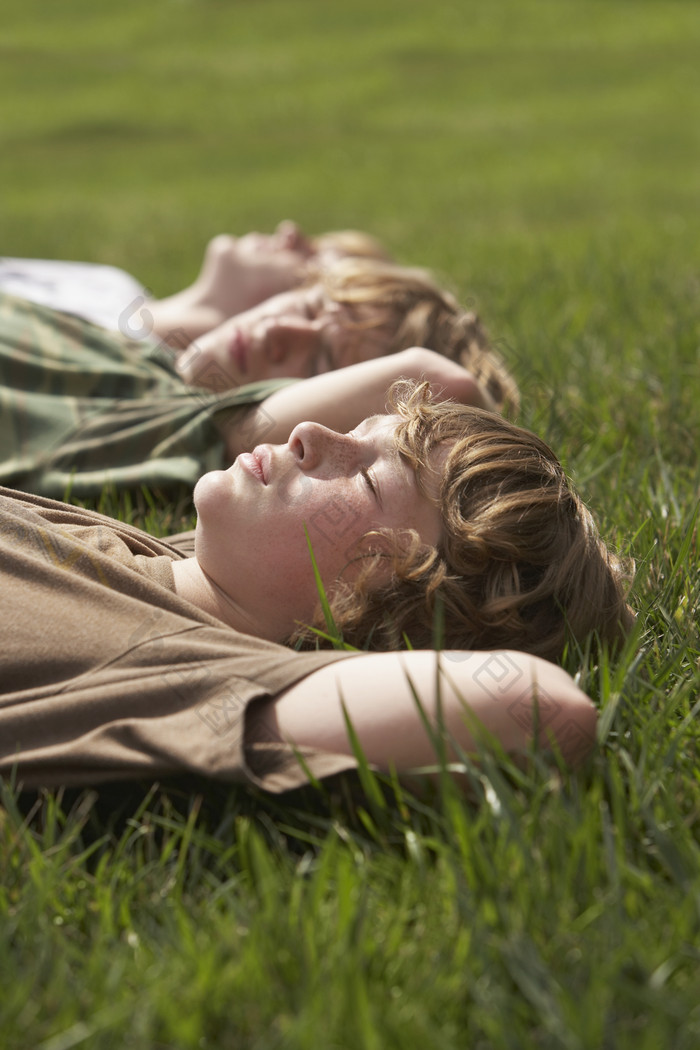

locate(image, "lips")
[[256, 446, 272, 484], [238, 446, 269, 484]]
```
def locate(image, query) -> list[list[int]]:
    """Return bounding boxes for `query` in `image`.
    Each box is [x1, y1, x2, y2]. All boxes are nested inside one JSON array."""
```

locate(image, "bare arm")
[[256, 650, 598, 774], [225, 346, 497, 456]]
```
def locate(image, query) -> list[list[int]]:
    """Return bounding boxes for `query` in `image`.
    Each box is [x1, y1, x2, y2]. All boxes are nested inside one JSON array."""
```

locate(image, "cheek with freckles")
[[304, 493, 371, 575], [266, 472, 375, 582]]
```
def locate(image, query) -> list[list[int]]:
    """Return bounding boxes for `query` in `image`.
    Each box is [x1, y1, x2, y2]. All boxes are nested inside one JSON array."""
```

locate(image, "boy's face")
[[192, 414, 445, 641], [175, 285, 393, 391]]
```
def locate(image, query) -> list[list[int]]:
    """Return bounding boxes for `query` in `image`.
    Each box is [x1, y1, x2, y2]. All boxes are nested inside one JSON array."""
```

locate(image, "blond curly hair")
[[319, 259, 520, 416], [295, 382, 633, 662], [311, 228, 393, 265]]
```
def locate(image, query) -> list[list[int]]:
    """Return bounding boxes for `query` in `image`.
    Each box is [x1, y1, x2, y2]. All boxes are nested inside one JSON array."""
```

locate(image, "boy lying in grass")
[[0, 381, 632, 792], [0, 246, 516, 500], [1, 220, 393, 336]]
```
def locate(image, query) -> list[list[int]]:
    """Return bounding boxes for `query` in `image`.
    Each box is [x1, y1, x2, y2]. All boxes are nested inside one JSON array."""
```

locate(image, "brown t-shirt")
[[0, 488, 357, 792]]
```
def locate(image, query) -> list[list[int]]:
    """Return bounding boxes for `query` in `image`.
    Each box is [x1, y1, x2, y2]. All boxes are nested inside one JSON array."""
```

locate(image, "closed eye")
[[361, 466, 379, 500]]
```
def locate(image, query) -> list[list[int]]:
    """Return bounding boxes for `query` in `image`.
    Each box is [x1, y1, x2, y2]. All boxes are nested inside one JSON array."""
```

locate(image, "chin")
[[192, 469, 228, 511]]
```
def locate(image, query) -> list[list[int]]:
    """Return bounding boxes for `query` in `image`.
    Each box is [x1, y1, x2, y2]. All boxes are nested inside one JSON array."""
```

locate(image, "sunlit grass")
[[1, 0, 700, 1046]]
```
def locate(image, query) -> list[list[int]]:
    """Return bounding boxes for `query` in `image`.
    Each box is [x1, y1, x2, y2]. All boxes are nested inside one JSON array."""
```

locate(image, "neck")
[[171, 557, 267, 638]]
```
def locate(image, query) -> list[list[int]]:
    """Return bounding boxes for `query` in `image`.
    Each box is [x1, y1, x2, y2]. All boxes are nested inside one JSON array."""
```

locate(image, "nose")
[[288, 421, 362, 474], [264, 320, 319, 370], [276, 220, 313, 257]]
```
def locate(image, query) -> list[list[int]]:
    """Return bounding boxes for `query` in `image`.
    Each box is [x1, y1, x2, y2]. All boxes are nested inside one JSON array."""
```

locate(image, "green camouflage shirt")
[[0, 292, 292, 498]]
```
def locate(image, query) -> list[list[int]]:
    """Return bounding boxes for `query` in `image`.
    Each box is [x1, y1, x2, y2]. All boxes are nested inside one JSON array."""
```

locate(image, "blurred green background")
[[3, 0, 699, 292]]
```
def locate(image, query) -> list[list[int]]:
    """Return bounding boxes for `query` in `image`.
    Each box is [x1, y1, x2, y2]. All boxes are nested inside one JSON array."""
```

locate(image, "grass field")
[[2, 0, 700, 1046]]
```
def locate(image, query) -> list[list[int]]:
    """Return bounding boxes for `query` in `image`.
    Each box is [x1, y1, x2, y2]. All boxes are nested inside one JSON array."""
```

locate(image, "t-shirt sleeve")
[[1, 607, 360, 794]]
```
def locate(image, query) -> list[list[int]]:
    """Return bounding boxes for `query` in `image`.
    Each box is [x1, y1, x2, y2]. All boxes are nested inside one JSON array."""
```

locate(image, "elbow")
[[521, 656, 598, 768], [396, 346, 437, 376], [549, 686, 598, 769], [397, 347, 489, 409]]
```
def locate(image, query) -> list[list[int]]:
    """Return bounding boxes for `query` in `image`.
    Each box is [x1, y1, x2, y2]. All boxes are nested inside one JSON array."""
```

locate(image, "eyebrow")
[[361, 414, 384, 429], [358, 415, 401, 456]]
